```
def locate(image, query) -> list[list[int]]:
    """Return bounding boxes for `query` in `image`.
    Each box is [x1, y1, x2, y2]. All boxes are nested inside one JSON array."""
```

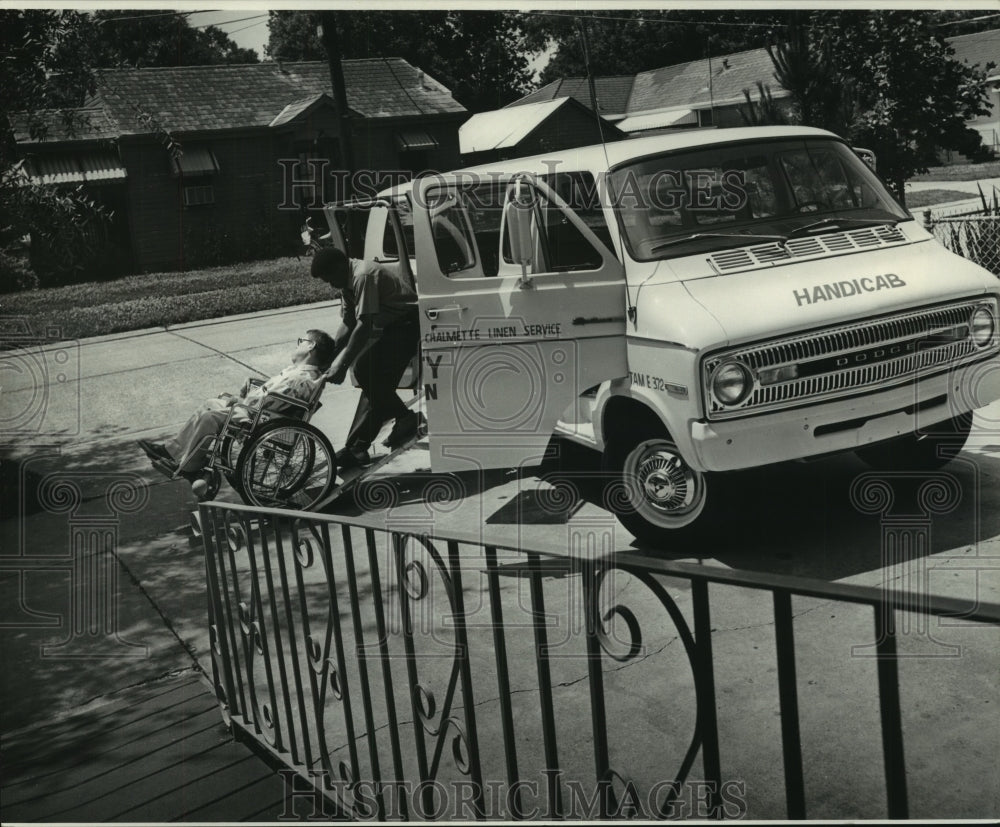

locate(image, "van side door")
[[412, 172, 628, 473]]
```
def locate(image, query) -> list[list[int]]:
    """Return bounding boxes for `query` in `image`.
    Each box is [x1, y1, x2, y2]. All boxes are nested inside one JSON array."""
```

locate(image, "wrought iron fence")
[[200, 500, 1000, 821], [926, 214, 1000, 277]]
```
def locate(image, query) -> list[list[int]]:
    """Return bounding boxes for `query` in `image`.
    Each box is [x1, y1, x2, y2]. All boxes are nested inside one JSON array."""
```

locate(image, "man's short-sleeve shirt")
[[339, 259, 417, 329]]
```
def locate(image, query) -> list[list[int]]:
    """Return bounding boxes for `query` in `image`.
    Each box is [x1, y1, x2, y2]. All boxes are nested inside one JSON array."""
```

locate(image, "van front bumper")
[[690, 357, 1000, 472]]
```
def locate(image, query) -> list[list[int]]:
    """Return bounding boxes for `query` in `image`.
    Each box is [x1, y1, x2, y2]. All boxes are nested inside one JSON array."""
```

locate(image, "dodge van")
[[325, 126, 1000, 543]]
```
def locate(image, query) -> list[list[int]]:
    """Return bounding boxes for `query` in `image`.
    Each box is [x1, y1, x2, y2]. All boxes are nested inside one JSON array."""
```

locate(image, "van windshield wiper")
[[648, 231, 789, 254], [787, 217, 902, 239]]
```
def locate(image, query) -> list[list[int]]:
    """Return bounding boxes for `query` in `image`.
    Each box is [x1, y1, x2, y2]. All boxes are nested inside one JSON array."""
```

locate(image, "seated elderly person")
[[138, 329, 336, 482]]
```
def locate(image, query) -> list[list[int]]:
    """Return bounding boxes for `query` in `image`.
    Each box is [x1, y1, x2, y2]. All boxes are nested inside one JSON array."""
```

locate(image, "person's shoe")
[[138, 439, 173, 462], [336, 446, 371, 471], [382, 411, 423, 450]]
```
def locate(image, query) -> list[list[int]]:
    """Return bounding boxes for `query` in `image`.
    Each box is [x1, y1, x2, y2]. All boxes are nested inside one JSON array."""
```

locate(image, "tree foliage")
[[88, 10, 259, 68], [769, 11, 995, 202], [738, 82, 789, 127], [0, 10, 107, 290], [266, 10, 535, 112]]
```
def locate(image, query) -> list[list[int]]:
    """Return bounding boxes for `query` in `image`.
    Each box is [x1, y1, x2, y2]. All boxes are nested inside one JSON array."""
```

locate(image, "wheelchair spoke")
[[238, 421, 335, 512]]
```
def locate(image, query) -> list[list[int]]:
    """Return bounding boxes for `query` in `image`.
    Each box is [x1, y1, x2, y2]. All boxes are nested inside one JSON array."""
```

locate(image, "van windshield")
[[608, 138, 909, 261]]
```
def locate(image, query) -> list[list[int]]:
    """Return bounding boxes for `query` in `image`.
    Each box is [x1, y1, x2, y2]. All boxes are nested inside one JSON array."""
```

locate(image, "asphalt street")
[[2, 299, 998, 819]]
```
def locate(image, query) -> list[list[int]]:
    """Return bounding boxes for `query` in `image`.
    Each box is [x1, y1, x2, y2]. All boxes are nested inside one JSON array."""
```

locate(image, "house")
[[506, 48, 787, 139], [948, 29, 1000, 155], [507, 76, 635, 123], [510, 28, 998, 150], [458, 97, 625, 166], [12, 59, 467, 273]]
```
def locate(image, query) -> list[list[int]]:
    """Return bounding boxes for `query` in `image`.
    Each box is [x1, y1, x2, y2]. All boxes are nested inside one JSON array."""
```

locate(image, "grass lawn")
[[911, 161, 1000, 182], [2, 256, 332, 344], [905, 188, 982, 209]]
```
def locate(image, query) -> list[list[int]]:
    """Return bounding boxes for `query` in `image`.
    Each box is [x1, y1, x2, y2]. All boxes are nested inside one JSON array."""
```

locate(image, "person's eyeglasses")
[[297, 337, 315, 346]]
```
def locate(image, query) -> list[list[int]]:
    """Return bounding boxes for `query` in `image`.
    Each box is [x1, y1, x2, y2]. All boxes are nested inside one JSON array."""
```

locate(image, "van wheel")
[[602, 431, 709, 547], [855, 412, 973, 471]]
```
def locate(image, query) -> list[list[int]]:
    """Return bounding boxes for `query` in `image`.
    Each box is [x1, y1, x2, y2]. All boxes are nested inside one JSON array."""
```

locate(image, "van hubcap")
[[635, 447, 696, 514]]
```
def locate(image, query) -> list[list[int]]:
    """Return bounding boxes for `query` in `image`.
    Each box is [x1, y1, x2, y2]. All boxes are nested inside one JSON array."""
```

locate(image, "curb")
[[15, 299, 342, 354]]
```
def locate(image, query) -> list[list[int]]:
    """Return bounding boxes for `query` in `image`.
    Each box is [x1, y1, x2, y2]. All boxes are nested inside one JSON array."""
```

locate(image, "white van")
[[326, 126, 999, 543]]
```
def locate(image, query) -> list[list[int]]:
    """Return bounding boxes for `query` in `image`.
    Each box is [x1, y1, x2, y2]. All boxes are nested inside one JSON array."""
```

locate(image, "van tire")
[[602, 429, 710, 547], [855, 411, 973, 471]]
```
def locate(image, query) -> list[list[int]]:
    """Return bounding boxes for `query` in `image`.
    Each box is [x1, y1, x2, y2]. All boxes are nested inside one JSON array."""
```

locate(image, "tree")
[[521, 10, 789, 82], [738, 82, 788, 127], [0, 10, 108, 291], [267, 10, 535, 112], [765, 13, 857, 136], [89, 10, 259, 67], [768, 12, 995, 203]]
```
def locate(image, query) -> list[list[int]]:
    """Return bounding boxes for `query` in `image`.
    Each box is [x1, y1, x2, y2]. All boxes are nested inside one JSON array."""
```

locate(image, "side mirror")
[[853, 147, 877, 172], [504, 183, 535, 288], [321, 205, 349, 255]]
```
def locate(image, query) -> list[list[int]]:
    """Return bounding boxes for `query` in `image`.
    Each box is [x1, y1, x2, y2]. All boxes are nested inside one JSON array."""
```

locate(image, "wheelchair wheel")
[[237, 419, 336, 511], [220, 432, 248, 495]]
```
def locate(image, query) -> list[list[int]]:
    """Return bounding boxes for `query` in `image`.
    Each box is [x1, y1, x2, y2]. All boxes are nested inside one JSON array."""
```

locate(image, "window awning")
[[396, 130, 438, 151], [170, 147, 219, 177], [27, 151, 127, 186], [617, 109, 698, 132]]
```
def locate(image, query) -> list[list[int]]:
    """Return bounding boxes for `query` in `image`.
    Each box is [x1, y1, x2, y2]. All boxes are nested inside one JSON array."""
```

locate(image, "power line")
[[95, 10, 206, 24], [94, 11, 268, 33], [382, 57, 427, 116], [933, 13, 1000, 27], [190, 14, 267, 32], [525, 10, 786, 29], [225, 18, 268, 36]]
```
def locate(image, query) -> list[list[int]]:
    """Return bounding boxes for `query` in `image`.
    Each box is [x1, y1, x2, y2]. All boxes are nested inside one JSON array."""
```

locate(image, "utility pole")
[[317, 11, 355, 197]]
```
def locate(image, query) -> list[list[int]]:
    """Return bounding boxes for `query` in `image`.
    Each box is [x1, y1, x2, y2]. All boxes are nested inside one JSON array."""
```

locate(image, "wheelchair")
[[194, 377, 336, 511]]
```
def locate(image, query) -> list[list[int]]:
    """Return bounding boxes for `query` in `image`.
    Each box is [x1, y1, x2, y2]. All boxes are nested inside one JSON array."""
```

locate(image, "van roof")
[[375, 126, 839, 197], [459, 125, 839, 175]]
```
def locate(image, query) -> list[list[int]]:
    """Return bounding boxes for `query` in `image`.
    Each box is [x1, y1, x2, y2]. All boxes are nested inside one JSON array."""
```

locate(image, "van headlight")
[[711, 361, 754, 406], [970, 305, 996, 348]]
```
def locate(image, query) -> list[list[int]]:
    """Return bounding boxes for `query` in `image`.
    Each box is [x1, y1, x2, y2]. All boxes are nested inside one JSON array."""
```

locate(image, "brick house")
[[12, 59, 467, 273]]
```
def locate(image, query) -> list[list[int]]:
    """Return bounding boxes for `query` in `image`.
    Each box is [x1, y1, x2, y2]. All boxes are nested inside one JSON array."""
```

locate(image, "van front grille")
[[703, 298, 997, 419]]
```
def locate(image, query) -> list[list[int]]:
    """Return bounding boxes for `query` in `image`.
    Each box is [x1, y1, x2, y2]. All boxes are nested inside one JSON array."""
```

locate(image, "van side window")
[[542, 171, 616, 254], [502, 176, 608, 273], [464, 185, 504, 277], [427, 190, 477, 275], [380, 198, 415, 261], [538, 193, 604, 271]]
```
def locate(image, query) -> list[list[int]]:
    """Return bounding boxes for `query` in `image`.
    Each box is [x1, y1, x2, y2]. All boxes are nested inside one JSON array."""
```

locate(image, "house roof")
[[14, 58, 465, 144], [628, 47, 781, 113], [9, 107, 120, 145], [461, 98, 571, 153], [507, 76, 635, 116], [947, 29, 1000, 79]]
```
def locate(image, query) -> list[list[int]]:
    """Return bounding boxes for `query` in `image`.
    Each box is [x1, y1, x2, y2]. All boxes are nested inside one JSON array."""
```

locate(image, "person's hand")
[[238, 379, 250, 397], [325, 363, 348, 385]]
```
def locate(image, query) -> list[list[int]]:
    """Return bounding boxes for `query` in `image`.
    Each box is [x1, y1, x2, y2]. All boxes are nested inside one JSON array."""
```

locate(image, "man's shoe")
[[138, 439, 173, 462], [336, 446, 371, 471], [382, 411, 423, 450]]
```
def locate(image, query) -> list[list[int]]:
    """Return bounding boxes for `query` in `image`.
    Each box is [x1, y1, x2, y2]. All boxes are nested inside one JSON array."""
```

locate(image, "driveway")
[[2, 301, 998, 819]]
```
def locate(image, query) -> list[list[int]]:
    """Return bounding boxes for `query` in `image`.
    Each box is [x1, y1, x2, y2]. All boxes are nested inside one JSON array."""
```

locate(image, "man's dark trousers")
[[345, 315, 420, 450]]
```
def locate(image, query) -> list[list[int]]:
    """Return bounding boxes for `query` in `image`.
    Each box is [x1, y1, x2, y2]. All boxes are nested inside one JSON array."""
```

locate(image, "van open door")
[[411, 172, 628, 473]]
